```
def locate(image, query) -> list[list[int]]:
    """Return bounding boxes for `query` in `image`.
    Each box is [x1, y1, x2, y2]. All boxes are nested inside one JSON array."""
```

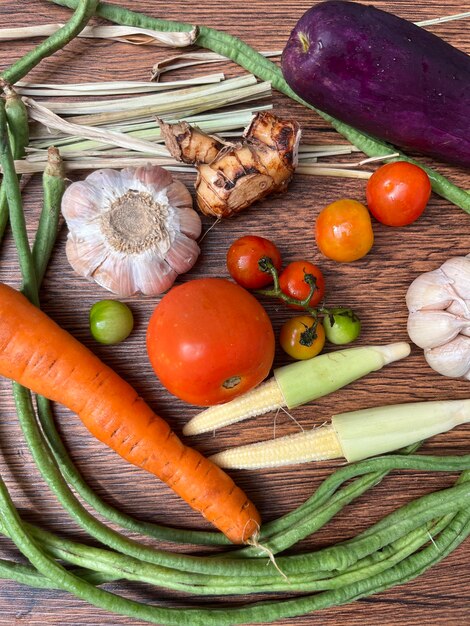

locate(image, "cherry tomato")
[[89, 300, 133, 345], [315, 199, 374, 262], [322, 308, 361, 345], [227, 235, 282, 289], [366, 161, 431, 226], [146, 278, 275, 406], [279, 315, 326, 360], [278, 261, 325, 309]]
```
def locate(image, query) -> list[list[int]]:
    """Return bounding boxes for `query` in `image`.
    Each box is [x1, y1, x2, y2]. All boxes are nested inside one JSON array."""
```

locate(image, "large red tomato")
[[146, 278, 275, 406]]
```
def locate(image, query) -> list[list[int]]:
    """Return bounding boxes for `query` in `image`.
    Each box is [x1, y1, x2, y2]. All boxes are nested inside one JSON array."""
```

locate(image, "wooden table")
[[0, 1, 469, 624]]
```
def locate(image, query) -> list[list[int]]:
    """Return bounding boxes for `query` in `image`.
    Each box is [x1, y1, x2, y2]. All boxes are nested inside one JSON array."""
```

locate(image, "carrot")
[[0, 282, 260, 544]]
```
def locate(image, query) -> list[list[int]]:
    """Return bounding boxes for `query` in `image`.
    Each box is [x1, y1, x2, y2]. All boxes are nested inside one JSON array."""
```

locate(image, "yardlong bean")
[[1, 463, 470, 626], [1, 0, 98, 85], [48, 0, 470, 212]]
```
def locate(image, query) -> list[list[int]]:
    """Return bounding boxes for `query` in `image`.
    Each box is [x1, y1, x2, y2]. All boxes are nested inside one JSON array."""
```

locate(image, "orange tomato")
[[146, 278, 275, 406], [315, 199, 374, 262], [279, 315, 325, 360]]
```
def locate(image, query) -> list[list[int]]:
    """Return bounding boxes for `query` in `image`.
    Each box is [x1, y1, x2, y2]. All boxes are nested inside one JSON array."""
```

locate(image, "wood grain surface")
[[0, 1, 469, 624]]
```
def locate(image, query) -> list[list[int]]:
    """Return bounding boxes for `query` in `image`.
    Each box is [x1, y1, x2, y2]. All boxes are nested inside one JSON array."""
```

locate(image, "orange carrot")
[[0, 282, 260, 543]]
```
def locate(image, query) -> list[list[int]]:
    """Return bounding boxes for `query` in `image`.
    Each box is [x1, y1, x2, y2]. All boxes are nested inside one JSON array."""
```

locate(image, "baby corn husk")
[[332, 398, 470, 463], [210, 398, 470, 469], [275, 342, 410, 409], [183, 342, 410, 436], [210, 424, 343, 469]]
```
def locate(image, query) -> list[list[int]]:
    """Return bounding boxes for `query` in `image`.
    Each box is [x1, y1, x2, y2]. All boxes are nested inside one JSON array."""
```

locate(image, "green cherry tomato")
[[279, 315, 326, 360], [322, 308, 361, 345], [89, 300, 134, 345]]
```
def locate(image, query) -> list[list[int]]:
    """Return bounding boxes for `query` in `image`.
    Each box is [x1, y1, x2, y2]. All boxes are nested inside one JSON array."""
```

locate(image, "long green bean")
[[1, 464, 470, 626], [0, 508, 455, 596], [0, 84, 29, 245], [31, 147, 65, 284], [0, 99, 38, 305], [1, 1, 98, 85], [48, 0, 470, 212], [0, 557, 117, 589], [12, 384, 470, 579]]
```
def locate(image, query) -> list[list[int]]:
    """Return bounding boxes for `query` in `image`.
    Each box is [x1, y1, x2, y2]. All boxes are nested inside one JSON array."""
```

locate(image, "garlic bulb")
[[406, 255, 470, 379], [62, 165, 201, 296]]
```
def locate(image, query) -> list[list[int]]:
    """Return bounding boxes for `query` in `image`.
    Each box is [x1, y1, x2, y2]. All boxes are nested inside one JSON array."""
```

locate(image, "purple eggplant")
[[281, 1, 470, 168]]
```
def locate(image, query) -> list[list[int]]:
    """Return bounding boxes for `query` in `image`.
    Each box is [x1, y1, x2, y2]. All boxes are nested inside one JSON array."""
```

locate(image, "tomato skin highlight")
[[227, 235, 282, 289], [279, 260, 325, 309], [366, 161, 431, 226], [315, 199, 374, 262], [146, 278, 275, 406], [279, 315, 326, 360]]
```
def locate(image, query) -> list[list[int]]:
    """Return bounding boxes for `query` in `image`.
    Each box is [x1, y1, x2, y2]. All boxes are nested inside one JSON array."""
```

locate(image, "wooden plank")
[[0, 1, 469, 624]]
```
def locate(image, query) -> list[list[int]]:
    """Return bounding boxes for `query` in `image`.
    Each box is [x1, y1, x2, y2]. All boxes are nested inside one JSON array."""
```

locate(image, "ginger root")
[[158, 112, 301, 218]]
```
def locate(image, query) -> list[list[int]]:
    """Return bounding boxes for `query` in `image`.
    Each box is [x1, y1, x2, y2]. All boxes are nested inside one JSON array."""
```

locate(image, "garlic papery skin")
[[62, 165, 201, 297], [424, 335, 470, 378], [405, 269, 455, 313], [406, 310, 470, 350]]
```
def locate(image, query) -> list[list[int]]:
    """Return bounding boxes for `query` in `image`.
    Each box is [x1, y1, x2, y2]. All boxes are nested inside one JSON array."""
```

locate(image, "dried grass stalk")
[[0, 23, 197, 47]]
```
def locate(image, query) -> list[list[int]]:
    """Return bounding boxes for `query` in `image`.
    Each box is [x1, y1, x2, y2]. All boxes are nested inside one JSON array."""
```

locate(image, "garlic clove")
[[130, 251, 177, 296], [65, 232, 109, 279], [164, 231, 200, 274], [166, 180, 193, 210], [405, 269, 455, 313], [446, 298, 470, 320], [440, 257, 470, 299], [92, 250, 137, 297], [133, 164, 174, 191], [424, 335, 470, 378], [61, 181, 101, 227], [174, 206, 202, 239], [86, 168, 130, 202], [407, 310, 470, 349]]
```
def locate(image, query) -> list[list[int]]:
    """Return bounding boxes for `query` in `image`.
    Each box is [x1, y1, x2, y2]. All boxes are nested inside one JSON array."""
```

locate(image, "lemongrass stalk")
[[183, 343, 410, 436], [6, 157, 192, 175], [39, 74, 257, 115], [332, 398, 470, 463], [28, 103, 272, 143], [65, 81, 271, 126], [16, 73, 225, 97], [210, 398, 470, 470], [29, 108, 266, 153], [24, 98, 169, 156], [296, 165, 373, 180]]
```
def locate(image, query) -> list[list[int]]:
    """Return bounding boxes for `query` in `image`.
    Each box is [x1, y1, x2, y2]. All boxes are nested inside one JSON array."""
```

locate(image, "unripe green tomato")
[[322, 308, 361, 345], [89, 300, 134, 345]]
